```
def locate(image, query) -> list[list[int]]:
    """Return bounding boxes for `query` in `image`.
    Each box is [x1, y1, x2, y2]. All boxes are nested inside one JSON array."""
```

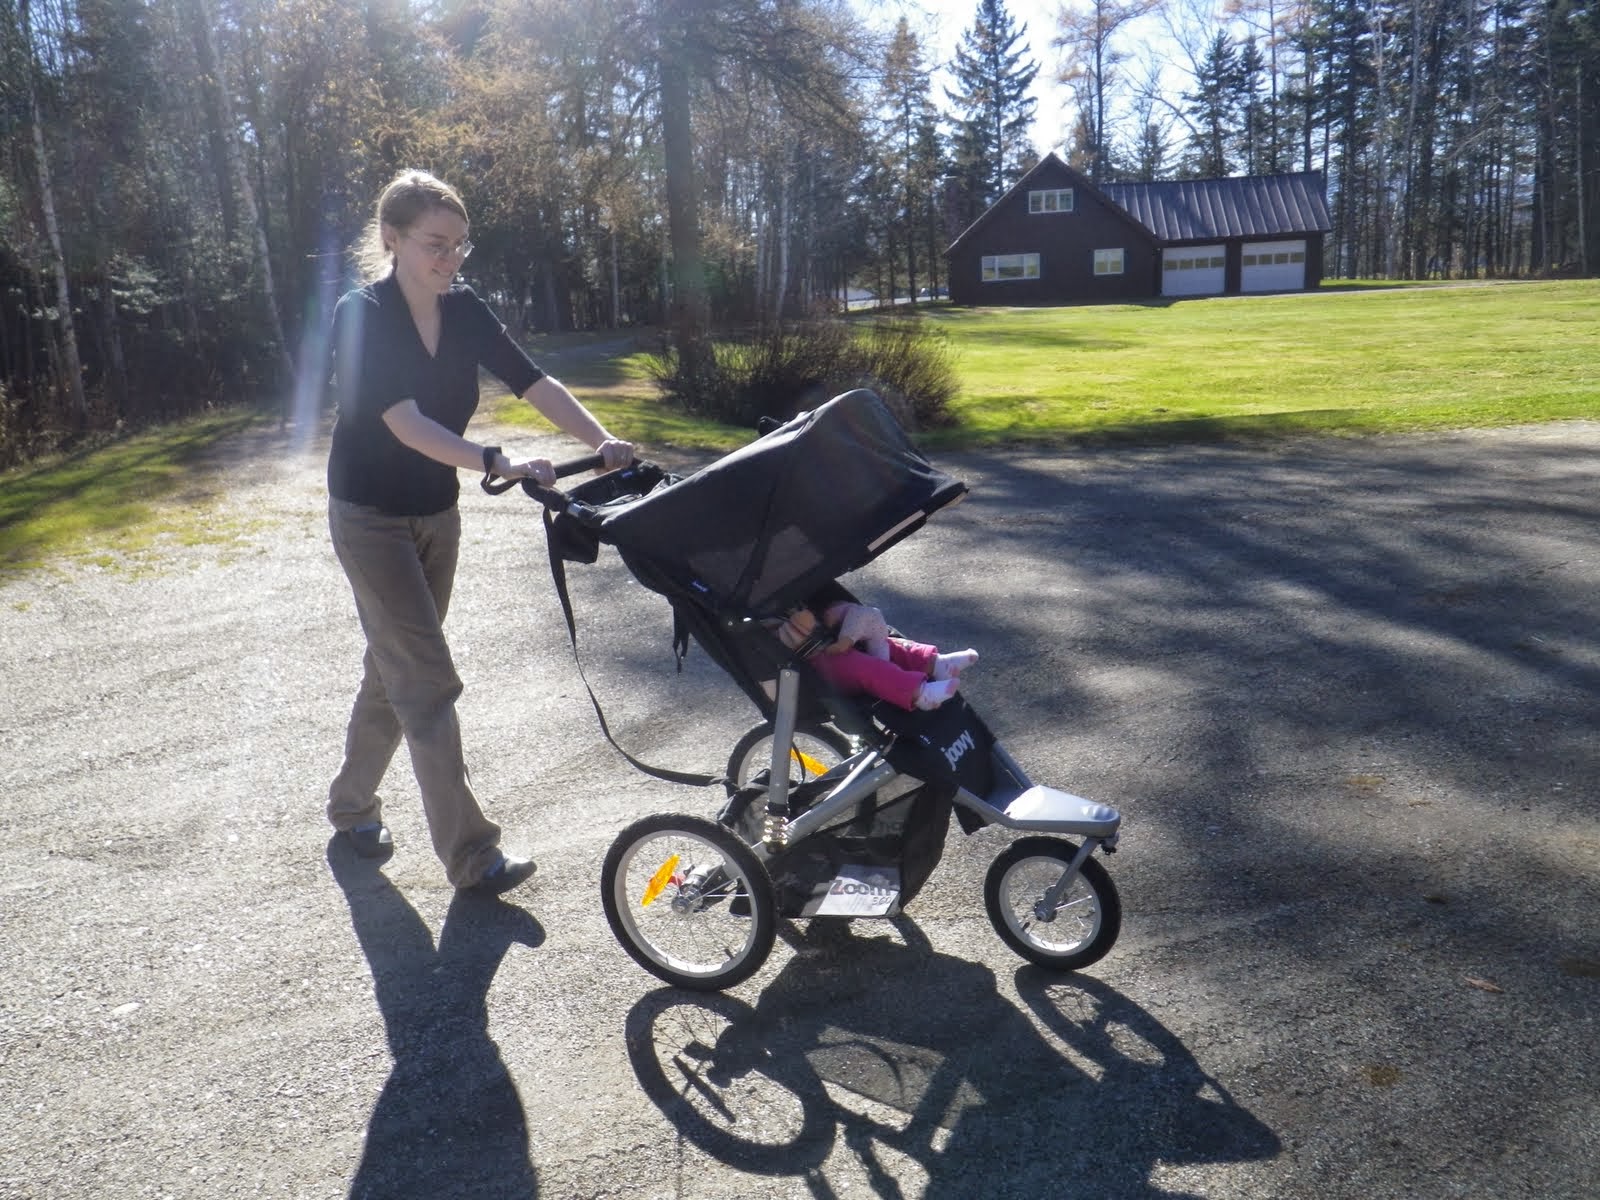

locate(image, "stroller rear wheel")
[[601, 814, 777, 991], [984, 837, 1121, 971], [726, 721, 854, 789]]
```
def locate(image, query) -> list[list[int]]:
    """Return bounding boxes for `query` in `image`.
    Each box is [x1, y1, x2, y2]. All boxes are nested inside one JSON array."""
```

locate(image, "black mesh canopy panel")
[[597, 389, 967, 614]]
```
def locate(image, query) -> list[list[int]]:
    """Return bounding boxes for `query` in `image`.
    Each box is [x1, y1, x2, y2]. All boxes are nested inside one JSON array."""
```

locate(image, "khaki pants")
[[326, 499, 502, 887]]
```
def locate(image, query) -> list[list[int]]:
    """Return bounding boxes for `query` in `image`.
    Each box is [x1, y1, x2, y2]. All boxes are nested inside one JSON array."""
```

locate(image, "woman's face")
[[386, 206, 470, 295]]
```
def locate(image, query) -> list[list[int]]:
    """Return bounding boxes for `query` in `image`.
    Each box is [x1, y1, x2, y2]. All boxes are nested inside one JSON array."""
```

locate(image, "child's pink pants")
[[809, 638, 938, 711]]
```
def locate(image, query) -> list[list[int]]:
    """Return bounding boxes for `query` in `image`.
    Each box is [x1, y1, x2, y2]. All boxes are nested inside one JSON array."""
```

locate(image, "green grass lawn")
[[0, 410, 264, 572], [913, 279, 1600, 447], [492, 279, 1600, 451], [5, 279, 1597, 568]]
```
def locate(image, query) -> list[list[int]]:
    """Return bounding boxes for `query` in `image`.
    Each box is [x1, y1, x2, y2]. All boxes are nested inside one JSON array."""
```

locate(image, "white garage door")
[[1162, 246, 1226, 296], [1241, 240, 1307, 291]]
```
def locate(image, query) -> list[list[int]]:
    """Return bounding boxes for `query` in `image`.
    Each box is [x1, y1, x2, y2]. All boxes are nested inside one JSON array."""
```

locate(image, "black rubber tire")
[[601, 813, 777, 991], [725, 721, 854, 790], [983, 837, 1122, 971]]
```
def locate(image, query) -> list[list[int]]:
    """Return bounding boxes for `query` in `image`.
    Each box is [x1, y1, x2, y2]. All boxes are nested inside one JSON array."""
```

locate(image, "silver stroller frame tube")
[[759, 668, 897, 858], [757, 670, 1119, 896], [763, 668, 801, 838]]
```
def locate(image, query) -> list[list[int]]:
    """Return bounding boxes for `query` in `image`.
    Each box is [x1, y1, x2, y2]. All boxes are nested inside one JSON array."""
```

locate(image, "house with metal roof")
[[945, 152, 1333, 305]]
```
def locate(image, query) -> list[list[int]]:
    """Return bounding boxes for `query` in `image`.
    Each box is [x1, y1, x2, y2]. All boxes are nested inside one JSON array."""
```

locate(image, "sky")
[[855, 0, 1194, 160], [858, 0, 1077, 157]]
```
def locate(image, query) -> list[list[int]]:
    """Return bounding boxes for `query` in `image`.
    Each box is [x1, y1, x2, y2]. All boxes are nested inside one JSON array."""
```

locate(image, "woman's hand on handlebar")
[[512, 457, 558, 487], [487, 450, 558, 487], [484, 439, 633, 499], [595, 437, 634, 472]]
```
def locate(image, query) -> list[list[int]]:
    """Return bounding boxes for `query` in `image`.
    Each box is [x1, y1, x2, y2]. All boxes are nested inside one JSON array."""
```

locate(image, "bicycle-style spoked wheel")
[[725, 721, 854, 790], [983, 837, 1121, 971], [602, 814, 777, 991]]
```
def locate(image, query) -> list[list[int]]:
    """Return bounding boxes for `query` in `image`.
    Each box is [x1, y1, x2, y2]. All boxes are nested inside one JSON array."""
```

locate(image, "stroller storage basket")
[[720, 774, 955, 919]]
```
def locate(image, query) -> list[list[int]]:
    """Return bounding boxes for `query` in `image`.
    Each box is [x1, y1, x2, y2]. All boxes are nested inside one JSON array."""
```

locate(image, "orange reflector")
[[793, 748, 828, 777], [641, 854, 680, 907]]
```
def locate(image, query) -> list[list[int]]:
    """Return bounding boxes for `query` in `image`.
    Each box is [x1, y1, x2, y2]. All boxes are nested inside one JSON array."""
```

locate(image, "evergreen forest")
[[2, 0, 1596, 465]]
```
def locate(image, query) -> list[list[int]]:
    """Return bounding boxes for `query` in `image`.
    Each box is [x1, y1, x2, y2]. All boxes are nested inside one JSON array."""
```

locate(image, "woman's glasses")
[[405, 233, 473, 261]]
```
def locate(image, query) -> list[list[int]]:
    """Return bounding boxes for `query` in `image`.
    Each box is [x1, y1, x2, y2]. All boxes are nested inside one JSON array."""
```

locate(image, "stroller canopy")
[[600, 389, 967, 614]]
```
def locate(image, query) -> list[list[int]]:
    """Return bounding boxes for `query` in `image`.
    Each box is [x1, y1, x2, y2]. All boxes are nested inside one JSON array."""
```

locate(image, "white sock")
[[915, 677, 959, 710], [932, 649, 979, 681]]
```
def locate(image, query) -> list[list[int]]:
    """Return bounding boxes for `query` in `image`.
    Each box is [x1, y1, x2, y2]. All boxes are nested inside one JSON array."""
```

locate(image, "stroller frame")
[[759, 669, 1121, 849], [512, 390, 1124, 992]]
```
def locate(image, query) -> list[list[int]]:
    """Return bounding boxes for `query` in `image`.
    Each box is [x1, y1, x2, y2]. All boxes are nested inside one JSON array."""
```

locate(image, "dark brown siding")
[[949, 163, 1159, 306], [947, 156, 1331, 304]]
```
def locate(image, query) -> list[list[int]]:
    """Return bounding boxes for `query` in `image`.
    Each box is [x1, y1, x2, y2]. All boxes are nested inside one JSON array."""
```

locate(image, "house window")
[[982, 253, 1041, 282], [1244, 248, 1306, 267], [1028, 189, 1074, 214], [1166, 254, 1225, 271], [1093, 248, 1125, 276]]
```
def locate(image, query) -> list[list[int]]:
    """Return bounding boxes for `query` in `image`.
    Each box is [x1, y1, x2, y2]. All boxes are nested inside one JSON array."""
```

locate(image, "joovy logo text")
[[943, 729, 976, 770]]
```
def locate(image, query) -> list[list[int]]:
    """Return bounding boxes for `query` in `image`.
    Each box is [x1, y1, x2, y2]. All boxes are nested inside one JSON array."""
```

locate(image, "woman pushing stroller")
[[322, 168, 632, 894]]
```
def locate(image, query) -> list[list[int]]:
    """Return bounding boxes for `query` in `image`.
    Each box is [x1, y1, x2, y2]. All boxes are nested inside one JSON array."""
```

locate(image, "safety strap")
[[541, 508, 723, 788], [479, 445, 520, 495]]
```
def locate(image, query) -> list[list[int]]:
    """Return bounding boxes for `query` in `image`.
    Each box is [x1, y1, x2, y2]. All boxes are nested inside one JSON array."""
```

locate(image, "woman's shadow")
[[327, 837, 544, 1200]]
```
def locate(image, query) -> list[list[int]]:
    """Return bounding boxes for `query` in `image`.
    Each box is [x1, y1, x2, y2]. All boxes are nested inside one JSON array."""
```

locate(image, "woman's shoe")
[[343, 822, 393, 859], [468, 853, 537, 895]]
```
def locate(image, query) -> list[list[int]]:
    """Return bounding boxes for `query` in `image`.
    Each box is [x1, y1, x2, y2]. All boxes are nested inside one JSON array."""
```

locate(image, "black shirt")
[[326, 275, 544, 516]]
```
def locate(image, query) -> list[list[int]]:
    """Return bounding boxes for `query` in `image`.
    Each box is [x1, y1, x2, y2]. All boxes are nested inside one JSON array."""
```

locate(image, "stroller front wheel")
[[601, 814, 777, 991], [984, 837, 1122, 971]]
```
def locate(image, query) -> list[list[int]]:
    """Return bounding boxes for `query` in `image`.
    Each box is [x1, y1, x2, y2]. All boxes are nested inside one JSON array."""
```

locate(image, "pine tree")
[[1185, 31, 1243, 177], [878, 17, 942, 303], [945, 0, 1039, 217]]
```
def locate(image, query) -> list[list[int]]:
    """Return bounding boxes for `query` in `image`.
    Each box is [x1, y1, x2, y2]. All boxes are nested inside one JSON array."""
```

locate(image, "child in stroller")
[[504, 389, 1124, 992], [771, 599, 977, 711]]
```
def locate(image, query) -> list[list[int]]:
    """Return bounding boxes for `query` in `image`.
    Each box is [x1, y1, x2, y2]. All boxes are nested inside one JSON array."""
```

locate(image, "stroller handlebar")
[[552, 453, 608, 479], [490, 453, 641, 516]]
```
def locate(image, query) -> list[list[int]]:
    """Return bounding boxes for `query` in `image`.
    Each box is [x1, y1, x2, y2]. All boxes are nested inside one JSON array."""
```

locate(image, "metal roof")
[[1100, 173, 1332, 242], [945, 154, 1333, 255]]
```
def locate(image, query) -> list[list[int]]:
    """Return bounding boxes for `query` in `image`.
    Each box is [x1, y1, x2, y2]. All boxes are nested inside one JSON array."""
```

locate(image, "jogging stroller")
[[513, 388, 1123, 991]]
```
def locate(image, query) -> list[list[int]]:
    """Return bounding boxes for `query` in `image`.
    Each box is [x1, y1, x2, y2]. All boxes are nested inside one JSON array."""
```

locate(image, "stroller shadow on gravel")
[[624, 919, 1279, 1197], [327, 838, 544, 1199]]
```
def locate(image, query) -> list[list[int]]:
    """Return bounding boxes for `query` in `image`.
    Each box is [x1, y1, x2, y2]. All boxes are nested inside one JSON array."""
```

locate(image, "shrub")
[[649, 317, 958, 432], [855, 319, 959, 431]]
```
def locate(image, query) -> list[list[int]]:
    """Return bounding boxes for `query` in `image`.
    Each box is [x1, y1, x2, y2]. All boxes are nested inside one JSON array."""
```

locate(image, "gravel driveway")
[[3, 415, 1598, 1199]]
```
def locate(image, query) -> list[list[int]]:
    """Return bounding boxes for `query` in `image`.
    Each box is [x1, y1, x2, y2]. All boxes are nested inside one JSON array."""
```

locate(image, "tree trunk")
[[610, 225, 621, 329], [20, 0, 87, 427], [185, 0, 295, 417], [1401, 0, 1422, 278], [99, 274, 129, 416], [1579, 65, 1588, 276], [1370, 0, 1392, 277], [657, 4, 709, 380], [773, 158, 791, 325], [181, 0, 239, 241]]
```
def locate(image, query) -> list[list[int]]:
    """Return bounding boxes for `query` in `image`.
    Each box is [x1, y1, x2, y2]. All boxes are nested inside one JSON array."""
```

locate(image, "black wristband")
[[482, 445, 502, 474]]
